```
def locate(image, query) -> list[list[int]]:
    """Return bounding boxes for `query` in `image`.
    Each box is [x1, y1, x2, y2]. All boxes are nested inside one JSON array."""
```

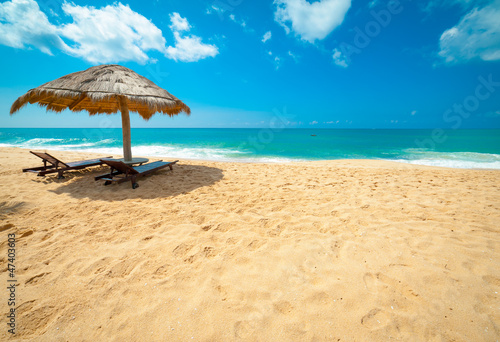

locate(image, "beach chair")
[[23, 151, 112, 179], [95, 159, 178, 189]]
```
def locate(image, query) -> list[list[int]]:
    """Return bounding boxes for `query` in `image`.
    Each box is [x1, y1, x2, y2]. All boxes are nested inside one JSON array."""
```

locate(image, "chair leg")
[[57, 170, 65, 179], [131, 175, 139, 189]]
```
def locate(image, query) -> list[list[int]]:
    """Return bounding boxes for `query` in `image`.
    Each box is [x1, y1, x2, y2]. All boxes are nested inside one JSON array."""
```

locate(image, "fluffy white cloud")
[[60, 2, 167, 64], [274, 0, 351, 42], [0, 1, 219, 64], [0, 0, 68, 55], [439, 0, 500, 63], [332, 48, 349, 68], [169, 12, 190, 32], [165, 13, 219, 62], [166, 32, 218, 62], [262, 31, 272, 43]]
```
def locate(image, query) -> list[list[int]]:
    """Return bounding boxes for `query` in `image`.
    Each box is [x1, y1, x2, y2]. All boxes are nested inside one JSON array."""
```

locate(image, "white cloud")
[[60, 2, 167, 64], [0, 0, 68, 55], [0, 1, 218, 64], [169, 12, 190, 32], [288, 50, 299, 62], [439, 0, 500, 63], [165, 32, 218, 62], [165, 13, 219, 62], [310, 120, 318, 125], [411, 110, 417, 115], [274, 0, 351, 42], [206, 5, 225, 15], [206, 4, 226, 18], [332, 48, 349, 68], [274, 56, 281, 69], [228, 13, 248, 29], [262, 31, 272, 43]]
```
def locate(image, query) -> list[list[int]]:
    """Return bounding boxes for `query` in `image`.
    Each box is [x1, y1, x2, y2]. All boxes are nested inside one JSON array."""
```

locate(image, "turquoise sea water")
[[0, 128, 499, 169]]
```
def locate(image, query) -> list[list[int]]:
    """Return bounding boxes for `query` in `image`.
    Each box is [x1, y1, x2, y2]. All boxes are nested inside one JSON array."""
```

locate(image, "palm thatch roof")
[[10, 64, 190, 120]]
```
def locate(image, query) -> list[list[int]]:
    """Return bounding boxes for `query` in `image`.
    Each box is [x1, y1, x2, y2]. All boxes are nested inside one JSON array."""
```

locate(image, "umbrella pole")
[[119, 97, 132, 162]]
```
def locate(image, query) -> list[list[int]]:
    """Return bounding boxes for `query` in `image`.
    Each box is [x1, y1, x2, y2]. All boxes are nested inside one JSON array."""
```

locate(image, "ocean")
[[1, 128, 499, 169]]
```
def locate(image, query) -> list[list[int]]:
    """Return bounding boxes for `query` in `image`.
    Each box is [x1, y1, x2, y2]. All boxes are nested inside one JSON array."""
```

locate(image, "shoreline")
[[2, 127, 500, 170], [3, 146, 499, 171], [1, 146, 499, 341]]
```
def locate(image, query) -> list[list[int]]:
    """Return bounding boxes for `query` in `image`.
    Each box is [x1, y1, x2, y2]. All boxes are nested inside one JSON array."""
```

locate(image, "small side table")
[[103, 157, 149, 166]]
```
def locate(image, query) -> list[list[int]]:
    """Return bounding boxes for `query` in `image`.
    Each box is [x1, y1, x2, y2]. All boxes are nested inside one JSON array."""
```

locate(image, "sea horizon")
[[1, 127, 499, 169]]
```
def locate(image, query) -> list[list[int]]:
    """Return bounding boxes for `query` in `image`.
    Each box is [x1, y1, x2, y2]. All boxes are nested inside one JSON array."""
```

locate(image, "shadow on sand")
[[0, 201, 26, 223], [41, 163, 224, 201]]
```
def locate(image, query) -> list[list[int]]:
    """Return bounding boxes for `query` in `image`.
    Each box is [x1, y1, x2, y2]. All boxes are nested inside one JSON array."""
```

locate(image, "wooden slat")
[[68, 93, 87, 110]]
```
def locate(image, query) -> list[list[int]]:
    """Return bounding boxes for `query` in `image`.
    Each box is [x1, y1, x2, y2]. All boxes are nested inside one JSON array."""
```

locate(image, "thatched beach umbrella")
[[10, 64, 190, 162]]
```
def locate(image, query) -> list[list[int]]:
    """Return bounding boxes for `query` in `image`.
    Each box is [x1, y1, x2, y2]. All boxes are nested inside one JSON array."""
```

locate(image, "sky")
[[0, 0, 499, 129]]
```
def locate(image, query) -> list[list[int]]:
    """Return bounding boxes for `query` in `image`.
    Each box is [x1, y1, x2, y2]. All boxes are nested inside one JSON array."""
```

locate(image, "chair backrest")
[[100, 159, 139, 174], [30, 151, 69, 167]]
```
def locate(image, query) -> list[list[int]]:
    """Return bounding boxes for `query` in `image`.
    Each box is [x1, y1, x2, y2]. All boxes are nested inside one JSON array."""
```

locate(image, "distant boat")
[[311, 134, 317, 137]]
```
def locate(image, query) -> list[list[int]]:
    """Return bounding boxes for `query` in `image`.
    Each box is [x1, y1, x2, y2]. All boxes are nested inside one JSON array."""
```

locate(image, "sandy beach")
[[0, 146, 499, 341]]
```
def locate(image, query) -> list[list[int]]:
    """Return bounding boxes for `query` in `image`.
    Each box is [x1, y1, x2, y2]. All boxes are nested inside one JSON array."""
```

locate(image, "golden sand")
[[1, 147, 499, 341]]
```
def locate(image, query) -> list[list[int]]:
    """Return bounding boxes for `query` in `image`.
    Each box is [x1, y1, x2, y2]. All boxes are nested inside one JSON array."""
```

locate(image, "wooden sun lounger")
[[23, 151, 112, 179], [95, 159, 178, 189]]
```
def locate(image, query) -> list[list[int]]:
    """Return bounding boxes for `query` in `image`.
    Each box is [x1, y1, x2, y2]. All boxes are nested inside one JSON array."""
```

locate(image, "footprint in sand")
[[202, 246, 217, 258], [273, 300, 294, 315], [363, 272, 422, 303], [483, 275, 500, 287], [20, 229, 33, 238], [248, 239, 266, 250], [361, 308, 390, 330], [363, 272, 384, 295], [17, 302, 56, 337], [201, 225, 212, 231], [25, 272, 51, 285], [106, 259, 139, 278], [234, 320, 254, 339], [172, 243, 193, 257], [79, 257, 113, 276], [152, 265, 169, 278], [0, 223, 14, 232]]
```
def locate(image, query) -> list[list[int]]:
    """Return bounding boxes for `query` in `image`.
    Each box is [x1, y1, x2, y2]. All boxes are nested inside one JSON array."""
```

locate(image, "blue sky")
[[0, 0, 499, 128]]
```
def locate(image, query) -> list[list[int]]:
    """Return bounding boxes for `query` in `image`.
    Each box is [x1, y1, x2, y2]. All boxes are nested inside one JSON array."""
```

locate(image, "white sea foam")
[[394, 159, 500, 169], [80, 145, 298, 163], [392, 151, 500, 169], [6, 139, 297, 163], [1, 138, 120, 150], [2, 138, 499, 167], [24, 138, 65, 145]]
